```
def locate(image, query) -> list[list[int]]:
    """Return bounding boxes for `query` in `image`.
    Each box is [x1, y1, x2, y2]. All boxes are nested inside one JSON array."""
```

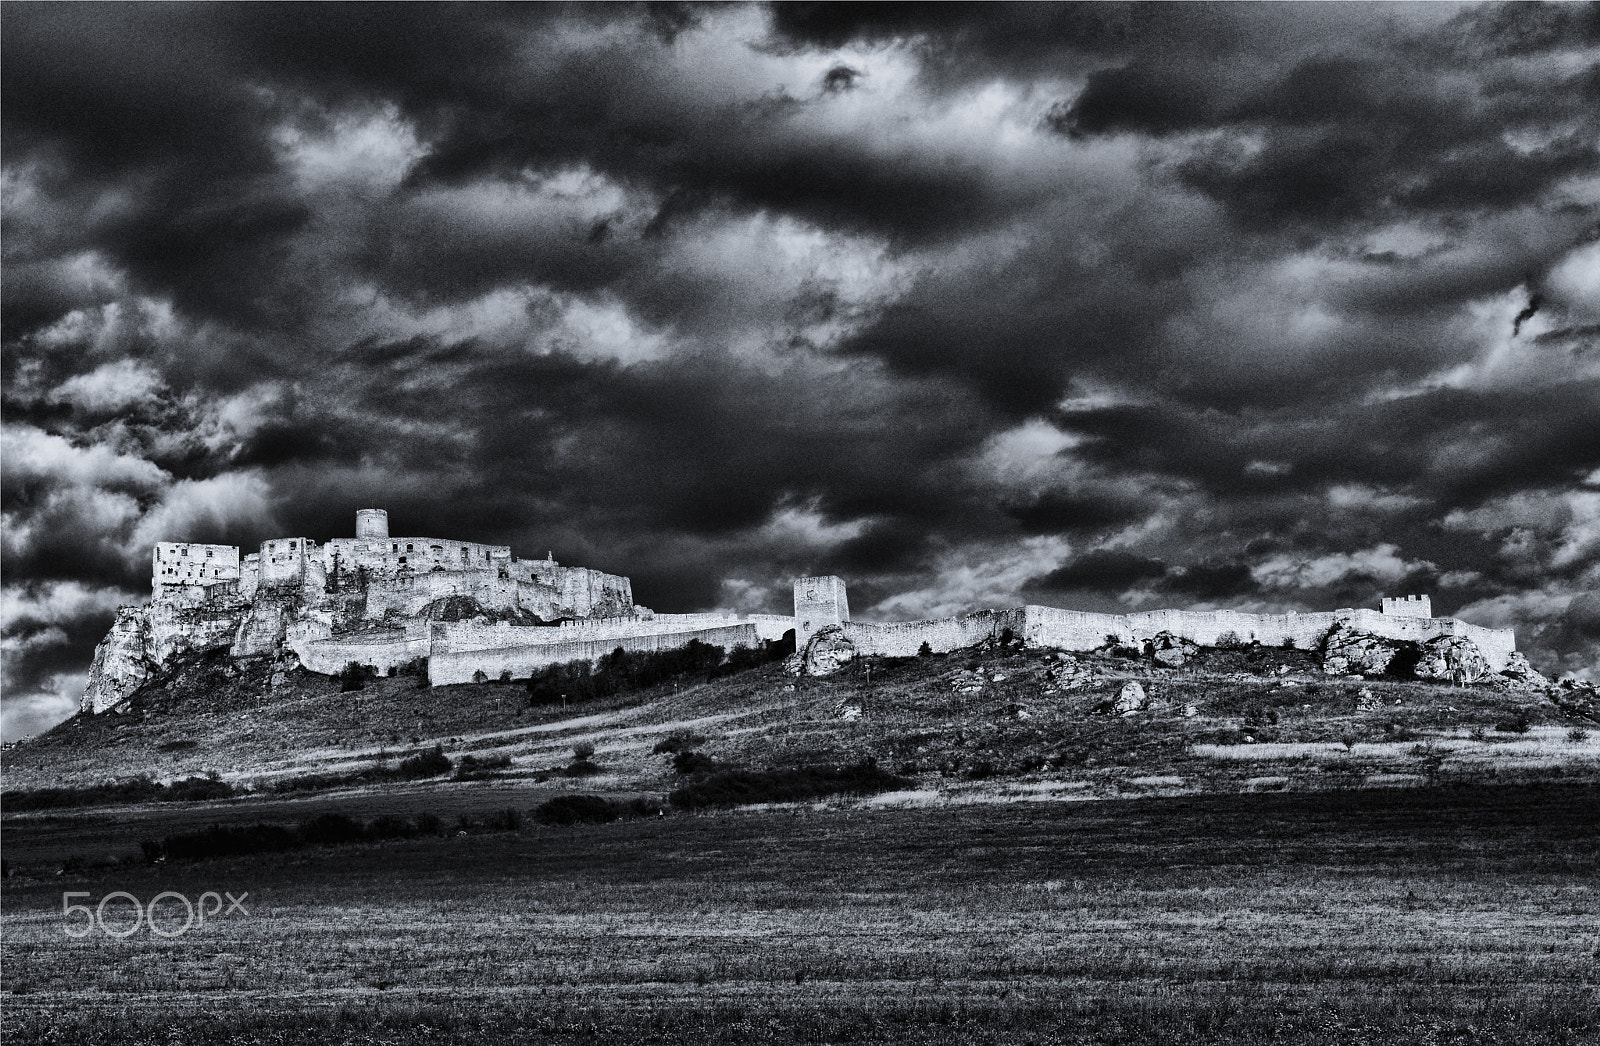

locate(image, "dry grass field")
[[3, 784, 1598, 1045]]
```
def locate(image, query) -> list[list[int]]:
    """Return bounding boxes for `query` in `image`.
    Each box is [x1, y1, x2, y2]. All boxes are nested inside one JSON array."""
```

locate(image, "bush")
[[1495, 711, 1532, 734], [526, 636, 795, 707], [917, 641, 932, 657], [155, 823, 299, 862], [534, 794, 622, 826], [1215, 631, 1244, 650], [1568, 728, 1590, 743], [414, 812, 444, 836], [396, 744, 452, 780], [572, 741, 596, 762], [672, 750, 717, 776], [340, 661, 372, 692], [368, 814, 418, 840], [482, 808, 522, 832], [454, 753, 512, 780], [652, 731, 706, 755], [299, 812, 368, 846], [668, 759, 912, 811], [1, 774, 236, 812]]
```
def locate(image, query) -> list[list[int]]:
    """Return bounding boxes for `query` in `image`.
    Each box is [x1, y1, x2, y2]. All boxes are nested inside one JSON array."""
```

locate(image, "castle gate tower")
[[356, 508, 389, 540], [794, 576, 850, 648]]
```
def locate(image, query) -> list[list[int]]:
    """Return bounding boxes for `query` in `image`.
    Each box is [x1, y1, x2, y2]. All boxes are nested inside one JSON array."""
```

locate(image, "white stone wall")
[[1381, 595, 1432, 619], [152, 542, 240, 592], [428, 623, 761, 685], [837, 602, 1517, 671], [295, 632, 431, 676], [556, 612, 796, 643]]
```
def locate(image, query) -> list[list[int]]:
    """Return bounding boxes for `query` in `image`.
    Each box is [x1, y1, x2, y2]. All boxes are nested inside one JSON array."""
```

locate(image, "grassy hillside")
[[5, 642, 1595, 812]]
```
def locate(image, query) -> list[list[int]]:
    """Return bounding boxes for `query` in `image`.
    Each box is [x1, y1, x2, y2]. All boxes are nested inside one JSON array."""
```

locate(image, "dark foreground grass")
[[3, 784, 1598, 1045]]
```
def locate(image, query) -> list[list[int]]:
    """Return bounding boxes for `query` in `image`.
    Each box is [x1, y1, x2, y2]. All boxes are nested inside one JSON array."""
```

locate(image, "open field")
[[3, 784, 1598, 1045]]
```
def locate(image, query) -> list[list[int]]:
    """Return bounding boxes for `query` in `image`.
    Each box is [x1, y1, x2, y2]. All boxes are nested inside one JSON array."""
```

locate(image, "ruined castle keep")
[[83, 514, 1522, 713]]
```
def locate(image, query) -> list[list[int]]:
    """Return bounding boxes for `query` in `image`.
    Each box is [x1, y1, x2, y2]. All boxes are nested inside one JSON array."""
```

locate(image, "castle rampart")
[[1382, 594, 1432, 619], [828, 598, 1517, 672], [427, 621, 762, 685]]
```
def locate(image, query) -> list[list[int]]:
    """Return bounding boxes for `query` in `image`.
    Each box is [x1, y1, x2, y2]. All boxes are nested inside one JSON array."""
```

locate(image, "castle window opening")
[[407, 544, 413, 552], [206, 550, 213, 557]]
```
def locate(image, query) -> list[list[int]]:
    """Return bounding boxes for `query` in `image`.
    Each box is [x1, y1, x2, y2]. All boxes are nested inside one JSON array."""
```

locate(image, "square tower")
[[794, 576, 849, 648], [1380, 594, 1431, 619]]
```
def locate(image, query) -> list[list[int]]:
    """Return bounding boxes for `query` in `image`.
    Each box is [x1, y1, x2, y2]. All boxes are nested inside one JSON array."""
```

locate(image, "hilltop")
[[6, 637, 1596, 818]]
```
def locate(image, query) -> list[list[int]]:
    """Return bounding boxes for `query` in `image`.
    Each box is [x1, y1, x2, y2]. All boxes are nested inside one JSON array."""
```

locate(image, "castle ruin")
[[81, 514, 1520, 714]]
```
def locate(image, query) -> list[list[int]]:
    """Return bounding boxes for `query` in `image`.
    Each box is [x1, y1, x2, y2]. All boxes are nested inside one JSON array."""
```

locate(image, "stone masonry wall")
[[838, 603, 1517, 671], [294, 633, 432, 676], [428, 623, 761, 685], [556, 612, 796, 643]]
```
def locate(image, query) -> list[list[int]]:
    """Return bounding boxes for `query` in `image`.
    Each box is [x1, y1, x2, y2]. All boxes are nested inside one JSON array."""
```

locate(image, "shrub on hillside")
[[534, 794, 623, 825], [397, 744, 452, 779], [1496, 711, 1532, 734], [299, 812, 368, 846], [526, 636, 794, 707], [339, 661, 373, 692], [668, 759, 911, 811], [652, 731, 707, 754], [672, 750, 717, 775], [454, 753, 512, 780], [1, 774, 236, 811], [155, 823, 299, 862]]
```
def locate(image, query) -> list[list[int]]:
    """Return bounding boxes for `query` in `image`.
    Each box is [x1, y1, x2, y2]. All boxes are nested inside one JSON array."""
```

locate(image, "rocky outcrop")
[[1112, 680, 1147, 715], [81, 608, 156, 713], [801, 625, 857, 677], [1321, 624, 1408, 676], [1147, 631, 1197, 668], [1413, 635, 1492, 685], [1498, 652, 1555, 692]]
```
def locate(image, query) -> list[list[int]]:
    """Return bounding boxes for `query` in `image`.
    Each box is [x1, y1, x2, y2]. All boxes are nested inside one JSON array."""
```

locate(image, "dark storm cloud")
[[4, 3, 1599, 736], [1029, 549, 1167, 593]]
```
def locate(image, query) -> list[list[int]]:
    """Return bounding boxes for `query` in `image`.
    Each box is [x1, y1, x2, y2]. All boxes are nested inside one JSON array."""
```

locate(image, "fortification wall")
[[355, 563, 632, 622], [295, 632, 430, 676], [428, 623, 761, 686], [323, 536, 511, 580], [837, 603, 1516, 670], [843, 609, 1018, 657], [555, 612, 796, 643]]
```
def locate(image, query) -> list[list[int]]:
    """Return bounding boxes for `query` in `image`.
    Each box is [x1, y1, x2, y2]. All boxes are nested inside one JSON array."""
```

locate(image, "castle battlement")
[[1381, 594, 1432, 619]]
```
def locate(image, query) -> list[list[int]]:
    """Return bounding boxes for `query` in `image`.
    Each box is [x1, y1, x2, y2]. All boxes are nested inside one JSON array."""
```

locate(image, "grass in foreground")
[[2, 784, 1596, 1045]]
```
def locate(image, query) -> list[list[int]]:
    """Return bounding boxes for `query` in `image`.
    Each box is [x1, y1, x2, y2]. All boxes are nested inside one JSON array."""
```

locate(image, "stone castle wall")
[[152, 541, 241, 593], [427, 622, 762, 685], [836, 602, 1517, 671], [556, 612, 795, 643], [294, 631, 432, 676]]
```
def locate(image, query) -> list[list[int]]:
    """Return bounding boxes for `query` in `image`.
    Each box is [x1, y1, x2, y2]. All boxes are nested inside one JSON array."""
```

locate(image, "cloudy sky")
[[4, 2, 1598, 738]]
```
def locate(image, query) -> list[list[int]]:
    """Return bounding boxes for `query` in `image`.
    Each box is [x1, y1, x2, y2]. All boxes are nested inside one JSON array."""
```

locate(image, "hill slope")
[[6, 642, 1597, 807]]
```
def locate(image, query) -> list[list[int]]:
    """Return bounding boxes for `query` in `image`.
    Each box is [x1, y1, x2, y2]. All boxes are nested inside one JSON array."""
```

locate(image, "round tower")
[[356, 508, 389, 540]]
